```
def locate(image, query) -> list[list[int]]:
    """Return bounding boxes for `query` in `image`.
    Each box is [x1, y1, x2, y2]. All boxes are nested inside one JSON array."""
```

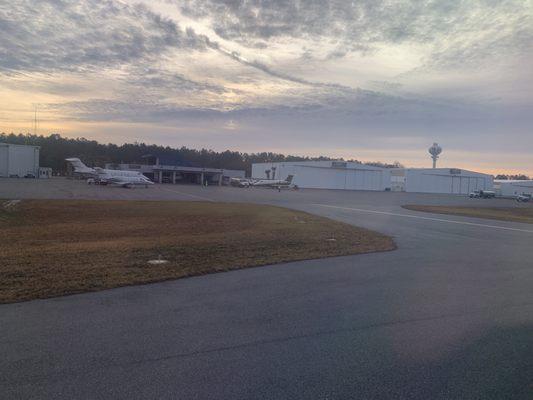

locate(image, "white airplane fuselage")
[[66, 158, 154, 188], [252, 179, 290, 187], [95, 168, 154, 187], [250, 174, 294, 188]]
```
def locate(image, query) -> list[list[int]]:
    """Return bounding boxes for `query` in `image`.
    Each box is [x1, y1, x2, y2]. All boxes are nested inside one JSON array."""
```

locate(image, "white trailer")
[[494, 180, 533, 197], [251, 161, 391, 191]]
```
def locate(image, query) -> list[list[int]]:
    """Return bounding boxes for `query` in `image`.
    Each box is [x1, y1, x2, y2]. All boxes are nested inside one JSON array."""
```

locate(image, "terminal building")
[[106, 155, 245, 185], [0, 143, 41, 178]]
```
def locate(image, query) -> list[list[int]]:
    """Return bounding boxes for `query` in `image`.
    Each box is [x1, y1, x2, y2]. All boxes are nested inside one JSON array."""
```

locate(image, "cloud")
[[46, 83, 494, 125], [45, 99, 222, 122], [0, 0, 205, 74], [175, 0, 533, 68], [213, 46, 348, 89], [121, 66, 229, 95], [1, 0, 367, 104], [422, 17, 533, 71]]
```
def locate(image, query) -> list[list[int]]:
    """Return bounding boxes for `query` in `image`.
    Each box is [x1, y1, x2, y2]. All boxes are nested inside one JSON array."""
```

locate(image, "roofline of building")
[[252, 160, 385, 171], [394, 167, 493, 176], [151, 165, 224, 173], [0, 142, 40, 149], [494, 179, 533, 183]]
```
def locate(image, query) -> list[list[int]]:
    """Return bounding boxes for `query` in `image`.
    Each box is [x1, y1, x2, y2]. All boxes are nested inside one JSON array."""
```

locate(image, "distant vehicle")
[[479, 190, 496, 198], [516, 194, 531, 202], [9, 174, 20, 178], [24, 173, 36, 178], [250, 175, 295, 189], [469, 190, 495, 199], [230, 177, 251, 187], [65, 158, 154, 188]]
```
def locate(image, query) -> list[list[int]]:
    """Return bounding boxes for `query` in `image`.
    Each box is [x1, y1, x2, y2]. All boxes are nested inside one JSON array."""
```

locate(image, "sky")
[[1, 0, 532, 175]]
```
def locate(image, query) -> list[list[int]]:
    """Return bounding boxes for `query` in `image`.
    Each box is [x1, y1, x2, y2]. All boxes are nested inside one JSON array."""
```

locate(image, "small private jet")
[[251, 174, 295, 188], [231, 175, 296, 189], [65, 158, 154, 188]]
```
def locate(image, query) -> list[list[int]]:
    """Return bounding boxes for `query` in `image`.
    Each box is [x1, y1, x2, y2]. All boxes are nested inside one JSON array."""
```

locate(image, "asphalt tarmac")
[[1, 178, 532, 399]]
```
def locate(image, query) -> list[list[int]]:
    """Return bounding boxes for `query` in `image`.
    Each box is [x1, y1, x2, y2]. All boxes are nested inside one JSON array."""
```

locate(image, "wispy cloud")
[[176, 0, 533, 64], [0, 0, 204, 74]]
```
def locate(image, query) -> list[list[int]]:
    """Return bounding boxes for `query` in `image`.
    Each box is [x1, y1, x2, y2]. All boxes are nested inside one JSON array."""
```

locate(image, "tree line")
[[1, 132, 403, 176]]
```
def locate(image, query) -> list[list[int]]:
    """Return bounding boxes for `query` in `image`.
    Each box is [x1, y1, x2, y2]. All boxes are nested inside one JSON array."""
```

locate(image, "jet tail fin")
[[286, 175, 294, 184], [65, 158, 95, 174]]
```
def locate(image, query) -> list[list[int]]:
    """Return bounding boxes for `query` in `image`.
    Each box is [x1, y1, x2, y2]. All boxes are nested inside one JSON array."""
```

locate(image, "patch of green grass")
[[0, 200, 395, 303]]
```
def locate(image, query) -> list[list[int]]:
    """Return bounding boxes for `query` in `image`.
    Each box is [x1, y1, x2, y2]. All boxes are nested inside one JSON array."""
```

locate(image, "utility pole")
[[33, 105, 38, 135]]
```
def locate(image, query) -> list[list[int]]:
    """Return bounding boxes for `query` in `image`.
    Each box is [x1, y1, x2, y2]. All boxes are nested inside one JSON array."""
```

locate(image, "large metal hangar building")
[[389, 168, 493, 194], [252, 161, 494, 194], [0, 143, 40, 178], [252, 161, 392, 191]]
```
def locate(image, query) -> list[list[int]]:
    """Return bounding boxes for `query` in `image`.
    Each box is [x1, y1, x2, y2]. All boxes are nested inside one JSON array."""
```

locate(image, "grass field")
[[403, 205, 533, 224], [0, 200, 395, 303]]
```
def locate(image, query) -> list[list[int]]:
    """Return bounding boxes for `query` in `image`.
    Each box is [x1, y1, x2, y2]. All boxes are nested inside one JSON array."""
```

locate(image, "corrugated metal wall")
[[0, 145, 39, 177], [0, 146, 8, 177], [498, 181, 533, 196], [404, 169, 492, 194], [251, 164, 494, 194], [252, 162, 390, 191]]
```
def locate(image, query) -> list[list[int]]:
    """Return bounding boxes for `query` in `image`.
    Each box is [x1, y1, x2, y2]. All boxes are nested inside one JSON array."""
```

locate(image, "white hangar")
[[0, 143, 40, 178], [391, 168, 493, 194], [251, 161, 494, 195], [251, 161, 392, 191]]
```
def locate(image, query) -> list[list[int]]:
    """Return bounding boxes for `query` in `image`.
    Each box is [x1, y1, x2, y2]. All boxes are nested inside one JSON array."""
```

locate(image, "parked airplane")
[[65, 158, 154, 188], [251, 175, 295, 189]]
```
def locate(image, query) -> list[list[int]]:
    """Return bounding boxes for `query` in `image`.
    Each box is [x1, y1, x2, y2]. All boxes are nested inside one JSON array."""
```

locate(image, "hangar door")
[[457, 176, 487, 194], [452, 176, 483, 194], [293, 166, 346, 189], [459, 177, 485, 193], [452, 176, 461, 193], [345, 169, 383, 191], [293, 166, 384, 190], [415, 174, 486, 194], [415, 173, 453, 193]]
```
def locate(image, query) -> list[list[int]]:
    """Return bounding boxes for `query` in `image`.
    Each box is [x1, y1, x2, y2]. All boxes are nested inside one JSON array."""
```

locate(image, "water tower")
[[428, 143, 442, 169]]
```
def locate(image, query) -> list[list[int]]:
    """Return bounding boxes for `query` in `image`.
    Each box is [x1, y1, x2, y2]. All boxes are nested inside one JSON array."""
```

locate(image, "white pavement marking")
[[312, 204, 533, 233], [159, 187, 214, 202]]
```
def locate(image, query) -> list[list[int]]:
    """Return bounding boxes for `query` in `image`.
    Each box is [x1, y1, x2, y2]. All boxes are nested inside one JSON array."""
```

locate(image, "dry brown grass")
[[403, 205, 533, 224], [0, 200, 395, 303]]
